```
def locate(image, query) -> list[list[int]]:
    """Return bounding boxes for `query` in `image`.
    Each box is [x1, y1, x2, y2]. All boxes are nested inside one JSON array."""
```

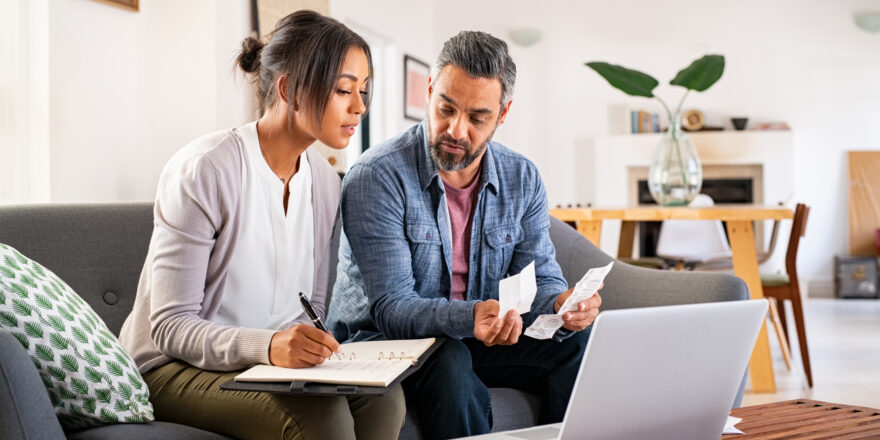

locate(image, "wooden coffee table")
[[724, 399, 880, 438]]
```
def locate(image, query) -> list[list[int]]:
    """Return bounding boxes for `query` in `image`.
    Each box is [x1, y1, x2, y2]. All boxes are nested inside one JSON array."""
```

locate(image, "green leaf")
[[71, 377, 90, 395], [50, 333, 71, 351], [117, 382, 132, 400], [99, 408, 119, 423], [39, 372, 53, 388], [44, 315, 65, 332], [94, 343, 108, 356], [47, 364, 66, 381], [71, 326, 88, 344], [114, 351, 128, 365], [4, 255, 20, 271], [84, 350, 101, 367], [106, 360, 123, 377], [10, 283, 29, 298], [24, 321, 44, 338], [13, 250, 27, 265], [0, 310, 17, 327], [83, 397, 97, 414], [12, 332, 29, 349], [31, 261, 45, 277], [585, 61, 659, 98], [124, 415, 144, 423], [20, 273, 37, 289], [85, 366, 103, 383], [12, 299, 32, 317], [0, 289, 5, 304], [59, 386, 77, 400], [114, 400, 130, 412], [35, 343, 55, 362], [34, 293, 53, 310], [669, 54, 725, 92], [69, 403, 84, 417], [57, 306, 74, 322], [100, 336, 113, 349], [79, 316, 94, 333], [48, 390, 62, 407], [128, 373, 144, 390], [0, 266, 14, 278], [61, 354, 79, 373], [30, 355, 42, 370], [95, 388, 112, 404]]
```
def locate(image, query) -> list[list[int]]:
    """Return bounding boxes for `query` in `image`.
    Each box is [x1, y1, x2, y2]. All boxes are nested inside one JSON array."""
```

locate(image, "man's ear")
[[426, 75, 434, 107], [497, 99, 513, 126]]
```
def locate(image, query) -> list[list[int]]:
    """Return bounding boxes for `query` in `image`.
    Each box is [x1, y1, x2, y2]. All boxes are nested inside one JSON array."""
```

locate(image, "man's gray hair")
[[431, 31, 517, 109]]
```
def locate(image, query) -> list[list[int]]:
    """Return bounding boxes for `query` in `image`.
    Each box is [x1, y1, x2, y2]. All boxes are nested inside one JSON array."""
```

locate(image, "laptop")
[[466, 299, 768, 440]]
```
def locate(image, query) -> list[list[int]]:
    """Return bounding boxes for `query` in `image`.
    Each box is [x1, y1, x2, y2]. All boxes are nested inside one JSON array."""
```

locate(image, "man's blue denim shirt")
[[327, 122, 570, 342]]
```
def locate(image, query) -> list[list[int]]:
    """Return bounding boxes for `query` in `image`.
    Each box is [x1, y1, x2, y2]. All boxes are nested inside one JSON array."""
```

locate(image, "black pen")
[[299, 292, 329, 333]]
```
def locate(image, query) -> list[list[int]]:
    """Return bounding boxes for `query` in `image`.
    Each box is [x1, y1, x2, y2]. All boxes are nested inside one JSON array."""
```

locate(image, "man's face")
[[426, 65, 511, 172]]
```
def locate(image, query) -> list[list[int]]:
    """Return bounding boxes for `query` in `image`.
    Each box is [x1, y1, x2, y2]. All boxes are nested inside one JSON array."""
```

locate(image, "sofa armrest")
[[0, 329, 66, 440], [549, 217, 749, 310]]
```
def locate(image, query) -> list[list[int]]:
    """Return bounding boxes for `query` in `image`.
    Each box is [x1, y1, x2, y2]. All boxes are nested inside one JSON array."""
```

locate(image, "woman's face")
[[308, 47, 371, 150]]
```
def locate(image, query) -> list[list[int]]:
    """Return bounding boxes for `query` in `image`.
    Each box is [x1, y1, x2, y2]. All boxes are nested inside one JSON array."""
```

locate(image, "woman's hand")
[[269, 324, 341, 368]]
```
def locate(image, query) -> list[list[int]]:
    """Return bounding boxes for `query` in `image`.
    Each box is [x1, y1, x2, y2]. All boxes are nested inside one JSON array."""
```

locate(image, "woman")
[[118, 10, 405, 440]]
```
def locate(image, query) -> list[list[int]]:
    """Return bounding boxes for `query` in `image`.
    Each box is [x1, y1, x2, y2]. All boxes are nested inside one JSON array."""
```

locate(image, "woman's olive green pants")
[[144, 361, 406, 440]]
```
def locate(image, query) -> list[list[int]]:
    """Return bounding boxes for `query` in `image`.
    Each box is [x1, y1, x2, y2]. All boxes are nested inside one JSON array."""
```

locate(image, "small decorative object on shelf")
[[682, 109, 705, 131], [731, 117, 749, 130], [753, 121, 791, 130], [586, 54, 725, 205]]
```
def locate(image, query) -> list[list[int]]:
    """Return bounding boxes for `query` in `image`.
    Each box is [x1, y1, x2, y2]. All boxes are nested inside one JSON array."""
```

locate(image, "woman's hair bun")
[[237, 36, 264, 74]]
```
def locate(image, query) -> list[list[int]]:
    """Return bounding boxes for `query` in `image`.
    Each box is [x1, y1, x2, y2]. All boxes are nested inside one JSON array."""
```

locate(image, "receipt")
[[498, 261, 537, 316], [524, 262, 613, 340], [524, 314, 564, 339], [558, 262, 613, 314]]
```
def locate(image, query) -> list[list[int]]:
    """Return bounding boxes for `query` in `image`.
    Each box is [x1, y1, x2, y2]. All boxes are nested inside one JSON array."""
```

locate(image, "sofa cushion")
[[0, 243, 154, 430]]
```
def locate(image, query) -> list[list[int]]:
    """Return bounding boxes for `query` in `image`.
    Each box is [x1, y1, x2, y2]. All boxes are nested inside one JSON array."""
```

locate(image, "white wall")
[[30, 0, 880, 293], [47, 0, 250, 202], [432, 0, 880, 295]]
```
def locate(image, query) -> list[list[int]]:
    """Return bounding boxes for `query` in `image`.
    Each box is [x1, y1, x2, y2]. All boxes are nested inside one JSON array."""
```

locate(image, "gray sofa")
[[0, 203, 748, 439]]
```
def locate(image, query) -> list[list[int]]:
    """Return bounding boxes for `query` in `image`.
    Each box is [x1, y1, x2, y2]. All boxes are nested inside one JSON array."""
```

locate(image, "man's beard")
[[427, 119, 495, 172]]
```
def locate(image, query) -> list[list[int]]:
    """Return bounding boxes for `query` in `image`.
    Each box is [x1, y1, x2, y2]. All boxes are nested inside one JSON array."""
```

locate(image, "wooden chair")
[[761, 203, 813, 387]]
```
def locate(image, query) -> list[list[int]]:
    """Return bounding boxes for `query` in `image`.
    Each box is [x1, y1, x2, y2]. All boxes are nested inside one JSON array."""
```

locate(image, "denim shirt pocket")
[[484, 223, 523, 279], [406, 222, 444, 280]]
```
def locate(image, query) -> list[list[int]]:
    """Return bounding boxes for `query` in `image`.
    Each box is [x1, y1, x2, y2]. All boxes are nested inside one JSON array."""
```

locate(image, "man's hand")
[[269, 324, 340, 368], [554, 285, 603, 332], [473, 300, 523, 347]]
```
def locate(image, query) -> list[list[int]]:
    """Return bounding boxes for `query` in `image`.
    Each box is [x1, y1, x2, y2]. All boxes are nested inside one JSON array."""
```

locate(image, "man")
[[327, 31, 601, 439]]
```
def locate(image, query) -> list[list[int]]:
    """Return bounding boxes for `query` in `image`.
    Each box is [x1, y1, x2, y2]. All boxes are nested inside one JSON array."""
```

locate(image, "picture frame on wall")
[[404, 55, 430, 121]]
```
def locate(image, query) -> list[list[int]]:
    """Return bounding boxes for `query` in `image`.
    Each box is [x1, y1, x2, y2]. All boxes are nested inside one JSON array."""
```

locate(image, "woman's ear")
[[277, 75, 297, 110]]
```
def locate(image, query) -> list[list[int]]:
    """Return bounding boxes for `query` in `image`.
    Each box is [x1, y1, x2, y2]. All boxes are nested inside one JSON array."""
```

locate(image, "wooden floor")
[[742, 299, 880, 409]]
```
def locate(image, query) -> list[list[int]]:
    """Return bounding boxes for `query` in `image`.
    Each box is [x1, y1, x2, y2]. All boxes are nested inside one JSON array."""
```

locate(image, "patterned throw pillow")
[[0, 243, 154, 430]]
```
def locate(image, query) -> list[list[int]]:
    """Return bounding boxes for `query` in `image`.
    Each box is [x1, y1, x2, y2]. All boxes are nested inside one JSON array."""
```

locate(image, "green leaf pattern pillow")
[[0, 243, 154, 430]]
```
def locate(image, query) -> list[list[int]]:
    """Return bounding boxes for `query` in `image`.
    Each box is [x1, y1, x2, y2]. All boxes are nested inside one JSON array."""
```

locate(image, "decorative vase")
[[647, 112, 703, 206]]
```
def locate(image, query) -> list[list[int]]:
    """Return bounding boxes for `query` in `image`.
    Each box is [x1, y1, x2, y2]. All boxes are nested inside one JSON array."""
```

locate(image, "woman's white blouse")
[[214, 121, 314, 330]]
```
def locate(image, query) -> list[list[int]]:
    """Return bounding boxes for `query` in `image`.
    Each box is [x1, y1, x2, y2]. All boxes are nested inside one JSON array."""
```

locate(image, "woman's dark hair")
[[236, 10, 373, 124]]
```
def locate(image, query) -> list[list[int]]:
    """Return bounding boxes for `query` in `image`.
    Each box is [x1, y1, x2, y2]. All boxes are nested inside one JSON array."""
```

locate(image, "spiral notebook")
[[232, 338, 438, 389]]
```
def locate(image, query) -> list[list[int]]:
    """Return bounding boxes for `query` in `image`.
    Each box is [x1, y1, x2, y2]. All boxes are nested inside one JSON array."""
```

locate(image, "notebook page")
[[235, 359, 413, 387]]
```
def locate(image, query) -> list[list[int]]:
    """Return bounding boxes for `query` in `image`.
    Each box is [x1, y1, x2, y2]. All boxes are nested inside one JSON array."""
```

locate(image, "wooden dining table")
[[550, 205, 794, 393]]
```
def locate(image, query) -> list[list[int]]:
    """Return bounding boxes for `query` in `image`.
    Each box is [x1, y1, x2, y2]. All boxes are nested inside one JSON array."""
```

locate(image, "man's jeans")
[[403, 330, 590, 440]]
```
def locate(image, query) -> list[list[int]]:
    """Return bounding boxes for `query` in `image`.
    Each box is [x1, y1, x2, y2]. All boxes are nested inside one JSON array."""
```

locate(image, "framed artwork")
[[95, 0, 139, 11], [404, 55, 429, 121]]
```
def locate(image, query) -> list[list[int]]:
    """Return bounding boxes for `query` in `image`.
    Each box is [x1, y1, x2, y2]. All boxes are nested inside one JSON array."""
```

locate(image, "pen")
[[299, 292, 329, 333]]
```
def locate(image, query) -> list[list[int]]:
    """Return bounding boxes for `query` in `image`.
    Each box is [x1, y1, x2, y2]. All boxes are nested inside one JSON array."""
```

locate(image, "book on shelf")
[[629, 110, 661, 134], [233, 338, 438, 388]]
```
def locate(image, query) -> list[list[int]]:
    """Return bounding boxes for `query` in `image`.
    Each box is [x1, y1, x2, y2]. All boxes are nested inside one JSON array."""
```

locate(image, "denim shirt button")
[[506, 234, 512, 243]]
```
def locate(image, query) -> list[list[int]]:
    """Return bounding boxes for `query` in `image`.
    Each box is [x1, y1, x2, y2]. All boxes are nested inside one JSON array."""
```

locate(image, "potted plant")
[[586, 55, 725, 206]]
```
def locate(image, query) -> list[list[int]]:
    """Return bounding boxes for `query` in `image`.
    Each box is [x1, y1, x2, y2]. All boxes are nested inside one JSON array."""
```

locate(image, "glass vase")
[[647, 112, 703, 206]]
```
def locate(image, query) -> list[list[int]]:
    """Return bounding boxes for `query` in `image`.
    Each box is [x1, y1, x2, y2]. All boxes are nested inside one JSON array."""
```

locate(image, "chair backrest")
[[656, 194, 732, 262], [784, 204, 810, 280]]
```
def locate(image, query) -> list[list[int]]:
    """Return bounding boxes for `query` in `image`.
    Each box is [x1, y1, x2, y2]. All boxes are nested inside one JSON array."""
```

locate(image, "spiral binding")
[[331, 352, 414, 361]]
